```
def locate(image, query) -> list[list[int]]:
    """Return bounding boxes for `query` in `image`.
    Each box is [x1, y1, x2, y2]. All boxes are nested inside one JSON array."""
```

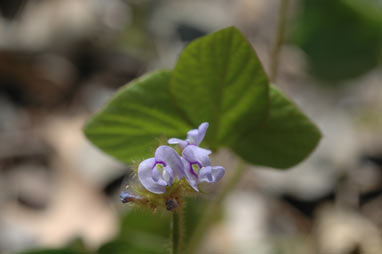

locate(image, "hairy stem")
[[172, 210, 184, 254], [185, 159, 247, 254], [270, 0, 290, 82]]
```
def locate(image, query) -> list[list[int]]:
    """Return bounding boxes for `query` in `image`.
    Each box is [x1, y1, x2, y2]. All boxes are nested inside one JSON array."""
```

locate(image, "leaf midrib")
[[210, 28, 234, 149]]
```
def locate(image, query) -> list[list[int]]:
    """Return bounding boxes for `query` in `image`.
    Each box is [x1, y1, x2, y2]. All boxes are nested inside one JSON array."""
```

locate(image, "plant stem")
[[185, 159, 247, 254], [172, 210, 183, 254], [270, 0, 290, 82]]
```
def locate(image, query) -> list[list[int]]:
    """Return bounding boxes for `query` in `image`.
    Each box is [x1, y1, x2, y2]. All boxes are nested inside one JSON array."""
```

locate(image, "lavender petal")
[[182, 157, 199, 191], [196, 122, 209, 145], [163, 165, 173, 186], [187, 129, 199, 144], [155, 145, 185, 179], [152, 166, 167, 186], [182, 145, 211, 167], [138, 158, 166, 194], [168, 138, 188, 148], [199, 166, 225, 183]]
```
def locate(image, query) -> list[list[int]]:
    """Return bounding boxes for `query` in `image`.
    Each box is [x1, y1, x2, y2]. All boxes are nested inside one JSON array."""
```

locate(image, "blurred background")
[[0, 0, 381, 253]]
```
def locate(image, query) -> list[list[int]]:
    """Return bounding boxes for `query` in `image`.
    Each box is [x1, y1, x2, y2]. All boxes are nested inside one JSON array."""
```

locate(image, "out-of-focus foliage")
[[98, 241, 162, 254], [182, 198, 209, 243], [100, 198, 208, 254], [97, 209, 171, 254], [19, 250, 84, 254], [97, 198, 207, 254], [117, 1, 156, 61], [292, 0, 382, 82], [18, 238, 88, 254]]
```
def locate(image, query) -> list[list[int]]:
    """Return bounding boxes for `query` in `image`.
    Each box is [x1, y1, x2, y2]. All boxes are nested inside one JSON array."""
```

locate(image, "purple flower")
[[138, 145, 185, 194], [168, 122, 225, 191], [182, 145, 225, 191], [168, 122, 209, 148]]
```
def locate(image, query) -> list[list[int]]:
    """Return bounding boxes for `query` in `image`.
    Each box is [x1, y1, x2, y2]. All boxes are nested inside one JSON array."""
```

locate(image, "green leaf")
[[341, 0, 382, 26], [292, 0, 381, 82], [170, 26, 269, 148], [98, 241, 166, 254], [84, 70, 191, 164], [98, 209, 170, 254], [182, 197, 208, 246], [119, 209, 170, 239], [232, 86, 321, 168], [19, 249, 84, 254], [18, 238, 89, 254]]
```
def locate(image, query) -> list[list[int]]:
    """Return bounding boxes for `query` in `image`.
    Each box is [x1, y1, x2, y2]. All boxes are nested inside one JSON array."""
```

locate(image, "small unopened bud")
[[165, 198, 178, 211], [120, 192, 140, 203]]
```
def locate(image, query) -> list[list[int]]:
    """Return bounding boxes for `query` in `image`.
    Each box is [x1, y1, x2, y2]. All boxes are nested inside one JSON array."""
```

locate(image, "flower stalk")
[[185, 159, 247, 254], [270, 0, 290, 82], [171, 210, 184, 254]]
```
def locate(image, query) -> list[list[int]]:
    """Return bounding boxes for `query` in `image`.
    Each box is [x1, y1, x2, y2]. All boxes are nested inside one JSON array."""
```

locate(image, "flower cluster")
[[120, 122, 225, 210]]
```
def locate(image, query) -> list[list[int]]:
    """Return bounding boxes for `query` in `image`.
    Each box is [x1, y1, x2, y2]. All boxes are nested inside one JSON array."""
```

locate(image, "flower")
[[169, 122, 225, 191], [138, 145, 185, 194], [168, 122, 209, 148], [182, 145, 225, 191]]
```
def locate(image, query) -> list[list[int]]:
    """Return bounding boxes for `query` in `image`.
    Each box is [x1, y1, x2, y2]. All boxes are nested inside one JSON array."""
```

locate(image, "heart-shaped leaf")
[[84, 26, 321, 170], [170, 27, 269, 148], [84, 70, 191, 164], [232, 86, 321, 168]]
